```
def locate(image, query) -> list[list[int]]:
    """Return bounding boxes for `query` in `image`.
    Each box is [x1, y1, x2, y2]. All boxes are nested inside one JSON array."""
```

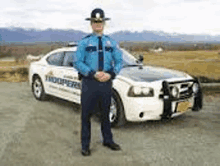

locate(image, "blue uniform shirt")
[[74, 33, 123, 79]]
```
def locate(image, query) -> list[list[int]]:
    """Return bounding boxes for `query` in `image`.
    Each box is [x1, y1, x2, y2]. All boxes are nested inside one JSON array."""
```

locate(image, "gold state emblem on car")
[[47, 71, 54, 76]]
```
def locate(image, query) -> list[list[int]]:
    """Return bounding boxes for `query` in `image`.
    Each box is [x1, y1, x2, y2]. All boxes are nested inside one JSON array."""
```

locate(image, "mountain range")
[[1, 27, 220, 43]]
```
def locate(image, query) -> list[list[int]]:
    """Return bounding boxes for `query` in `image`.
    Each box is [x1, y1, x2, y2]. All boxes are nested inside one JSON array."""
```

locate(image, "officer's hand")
[[99, 73, 111, 82], [95, 71, 105, 79]]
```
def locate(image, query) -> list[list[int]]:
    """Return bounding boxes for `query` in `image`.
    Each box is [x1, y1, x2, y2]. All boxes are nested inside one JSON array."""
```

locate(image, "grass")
[[0, 61, 27, 67], [0, 50, 220, 83], [0, 61, 29, 82], [140, 50, 220, 82]]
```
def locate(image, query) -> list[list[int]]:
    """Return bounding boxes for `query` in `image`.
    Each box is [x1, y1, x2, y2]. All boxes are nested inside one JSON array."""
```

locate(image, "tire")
[[110, 90, 126, 127], [32, 76, 48, 101]]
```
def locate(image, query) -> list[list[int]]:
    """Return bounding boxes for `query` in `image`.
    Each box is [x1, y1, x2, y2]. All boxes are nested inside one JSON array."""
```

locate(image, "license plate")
[[177, 101, 191, 112]]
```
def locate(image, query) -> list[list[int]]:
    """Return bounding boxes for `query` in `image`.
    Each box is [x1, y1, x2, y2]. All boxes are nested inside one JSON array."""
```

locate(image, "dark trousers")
[[81, 78, 114, 150]]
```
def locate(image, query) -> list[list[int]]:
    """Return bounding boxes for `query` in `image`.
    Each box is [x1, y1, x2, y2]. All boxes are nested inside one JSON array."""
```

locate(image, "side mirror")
[[139, 55, 144, 62], [136, 55, 144, 63]]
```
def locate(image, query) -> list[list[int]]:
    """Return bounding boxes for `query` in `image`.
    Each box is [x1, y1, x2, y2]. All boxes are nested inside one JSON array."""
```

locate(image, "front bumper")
[[124, 78, 203, 122], [160, 78, 203, 119]]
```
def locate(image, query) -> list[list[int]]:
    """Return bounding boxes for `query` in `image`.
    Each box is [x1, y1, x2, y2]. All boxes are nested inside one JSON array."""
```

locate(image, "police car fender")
[[112, 75, 161, 121]]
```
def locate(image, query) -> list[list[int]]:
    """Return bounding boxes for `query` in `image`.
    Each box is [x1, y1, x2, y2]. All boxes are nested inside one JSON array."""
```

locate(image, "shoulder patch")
[[104, 35, 116, 43]]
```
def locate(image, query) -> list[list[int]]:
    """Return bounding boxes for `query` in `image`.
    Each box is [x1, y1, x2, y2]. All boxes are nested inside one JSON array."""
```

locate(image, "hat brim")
[[85, 18, 110, 21]]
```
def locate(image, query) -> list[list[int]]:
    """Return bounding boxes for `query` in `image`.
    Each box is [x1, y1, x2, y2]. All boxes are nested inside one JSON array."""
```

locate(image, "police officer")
[[74, 8, 123, 156]]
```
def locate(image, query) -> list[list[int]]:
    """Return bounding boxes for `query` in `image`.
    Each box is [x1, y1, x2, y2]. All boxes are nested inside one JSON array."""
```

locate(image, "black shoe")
[[103, 142, 121, 151], [81, 149, 91, 156]]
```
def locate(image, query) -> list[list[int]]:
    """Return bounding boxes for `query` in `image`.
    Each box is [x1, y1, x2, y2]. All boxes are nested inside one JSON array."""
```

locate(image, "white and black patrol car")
[[29, 43, 203, 127]]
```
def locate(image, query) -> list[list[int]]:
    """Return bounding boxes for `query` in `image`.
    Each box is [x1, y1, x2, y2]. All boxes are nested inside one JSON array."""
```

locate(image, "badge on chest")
[[105, 41, 113, 52]]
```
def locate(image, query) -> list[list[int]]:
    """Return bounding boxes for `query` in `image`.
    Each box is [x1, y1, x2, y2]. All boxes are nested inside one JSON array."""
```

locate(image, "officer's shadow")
[[48, 95, 104, 124]]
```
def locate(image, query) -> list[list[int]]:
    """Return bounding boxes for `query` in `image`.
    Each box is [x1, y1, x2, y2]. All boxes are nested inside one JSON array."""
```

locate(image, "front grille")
[[160, 80, 194, 100], [179, 89, 192, 99], [181, 83, 188, 88]]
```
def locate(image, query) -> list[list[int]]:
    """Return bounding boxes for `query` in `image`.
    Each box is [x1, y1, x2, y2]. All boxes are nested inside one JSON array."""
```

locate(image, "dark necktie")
[[98, 36, 104, 71]]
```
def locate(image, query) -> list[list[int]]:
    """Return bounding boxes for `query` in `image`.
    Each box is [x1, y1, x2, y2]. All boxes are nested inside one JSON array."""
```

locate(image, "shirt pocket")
[[85, 46, 97, 60], [104, 46, 113, 63], [85, 46, 98, 67]]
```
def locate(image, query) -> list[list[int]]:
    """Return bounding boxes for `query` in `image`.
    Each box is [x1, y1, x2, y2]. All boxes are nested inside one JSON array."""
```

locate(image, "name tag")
[[85, 46, 97, 52]]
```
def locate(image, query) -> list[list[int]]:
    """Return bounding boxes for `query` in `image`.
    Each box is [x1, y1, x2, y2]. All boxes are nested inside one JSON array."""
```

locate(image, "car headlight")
[[128, 86, 154, 97], [192, 83, 199, 93], [133, 86, 142, 95], [170, 86, 179, 98], [142, 87, 151, 95]]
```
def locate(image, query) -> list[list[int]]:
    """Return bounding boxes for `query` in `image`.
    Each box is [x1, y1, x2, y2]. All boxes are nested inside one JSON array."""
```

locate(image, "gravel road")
[[0, 82, 219, 166]]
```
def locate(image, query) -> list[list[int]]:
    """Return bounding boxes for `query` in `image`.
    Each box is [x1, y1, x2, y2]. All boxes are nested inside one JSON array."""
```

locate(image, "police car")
[[29, 43, 203, 127]]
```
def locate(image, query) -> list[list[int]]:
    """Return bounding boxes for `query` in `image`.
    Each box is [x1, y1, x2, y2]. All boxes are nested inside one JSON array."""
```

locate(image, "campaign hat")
[[85, 8, 110, 21]]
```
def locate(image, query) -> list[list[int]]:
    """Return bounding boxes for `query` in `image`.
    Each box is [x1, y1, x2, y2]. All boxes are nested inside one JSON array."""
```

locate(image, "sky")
[[0, 0, 220, 35]]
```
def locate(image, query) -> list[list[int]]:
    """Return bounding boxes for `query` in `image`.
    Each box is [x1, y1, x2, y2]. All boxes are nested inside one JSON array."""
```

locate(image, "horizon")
[[1, 26, 220, 37]]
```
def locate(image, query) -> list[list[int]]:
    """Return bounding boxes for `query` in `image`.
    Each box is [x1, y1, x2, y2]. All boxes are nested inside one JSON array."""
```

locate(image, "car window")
[[47, 52, 64, 66], [63, 51, 75, 67]]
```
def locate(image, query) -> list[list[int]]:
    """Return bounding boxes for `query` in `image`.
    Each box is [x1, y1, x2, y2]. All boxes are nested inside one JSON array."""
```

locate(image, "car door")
[[59, 51, 81, 103], [44, 51, 65, 97]]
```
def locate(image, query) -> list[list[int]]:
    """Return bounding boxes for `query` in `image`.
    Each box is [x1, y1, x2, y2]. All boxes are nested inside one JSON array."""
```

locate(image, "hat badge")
[[96, 13, 100, 19]]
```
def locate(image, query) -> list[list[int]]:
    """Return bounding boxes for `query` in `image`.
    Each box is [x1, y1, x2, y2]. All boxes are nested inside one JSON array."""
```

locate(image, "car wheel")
[[110, 90, 126, 127], [32, 76, 48, 101]]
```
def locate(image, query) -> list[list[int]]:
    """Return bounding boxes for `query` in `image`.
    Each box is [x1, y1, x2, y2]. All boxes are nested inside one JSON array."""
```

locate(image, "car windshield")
[[120, 49, 141, 67]]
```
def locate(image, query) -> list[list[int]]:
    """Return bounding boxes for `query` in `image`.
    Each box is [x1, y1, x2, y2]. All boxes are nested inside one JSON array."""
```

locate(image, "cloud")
[[0, 0, 220, 35]]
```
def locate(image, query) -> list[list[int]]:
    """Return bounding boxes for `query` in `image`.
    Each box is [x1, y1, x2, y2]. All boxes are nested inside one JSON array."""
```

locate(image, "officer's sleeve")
[[73, 40, 96, 79], [108, 41, 123, 79]]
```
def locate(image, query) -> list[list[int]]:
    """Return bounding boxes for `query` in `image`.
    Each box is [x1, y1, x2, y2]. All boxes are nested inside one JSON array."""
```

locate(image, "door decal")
[[45, 75, 81, 89]]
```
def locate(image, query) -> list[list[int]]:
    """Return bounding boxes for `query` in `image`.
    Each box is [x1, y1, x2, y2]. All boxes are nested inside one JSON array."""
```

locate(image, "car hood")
[[119, 65, 188, 82]]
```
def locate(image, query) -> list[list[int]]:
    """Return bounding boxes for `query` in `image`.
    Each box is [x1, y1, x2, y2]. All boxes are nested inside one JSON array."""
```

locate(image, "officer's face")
[[91, 21, 105, 33]]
